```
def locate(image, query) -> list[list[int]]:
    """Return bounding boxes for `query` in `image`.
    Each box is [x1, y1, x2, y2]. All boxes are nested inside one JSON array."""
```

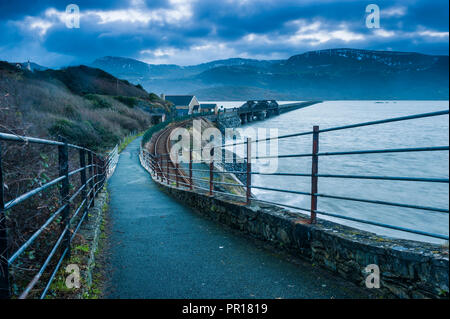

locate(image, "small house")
[[163, 95, 200, 116]]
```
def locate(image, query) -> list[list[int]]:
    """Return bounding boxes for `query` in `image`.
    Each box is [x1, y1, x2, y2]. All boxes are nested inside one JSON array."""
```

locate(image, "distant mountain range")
[[90, 48, 447, 100]]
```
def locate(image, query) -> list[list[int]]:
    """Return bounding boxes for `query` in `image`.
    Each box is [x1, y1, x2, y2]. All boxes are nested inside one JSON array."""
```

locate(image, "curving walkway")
[[105, 137, 370, 298]]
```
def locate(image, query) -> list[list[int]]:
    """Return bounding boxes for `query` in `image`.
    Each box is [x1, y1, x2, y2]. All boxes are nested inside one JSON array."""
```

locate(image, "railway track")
[[151, 122, 190, 187], [147, 119, 245, 196]]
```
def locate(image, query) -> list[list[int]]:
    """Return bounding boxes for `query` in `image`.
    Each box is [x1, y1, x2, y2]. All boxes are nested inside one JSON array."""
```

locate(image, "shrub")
[[114, 95, 139, 108], [48, 119, 101, 148], [148, 93, 160, 102], [63, 105, 80, 120], [91, 122, 120, 147], [84, 94, 112, 109]]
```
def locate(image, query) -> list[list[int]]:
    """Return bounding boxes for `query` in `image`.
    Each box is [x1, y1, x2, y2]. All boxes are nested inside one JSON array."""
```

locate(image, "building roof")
[[165, 95, 194, 106]]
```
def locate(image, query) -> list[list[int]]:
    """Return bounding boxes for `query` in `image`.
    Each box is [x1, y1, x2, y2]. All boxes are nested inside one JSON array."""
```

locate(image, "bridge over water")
[[236, 100, 322, 124]]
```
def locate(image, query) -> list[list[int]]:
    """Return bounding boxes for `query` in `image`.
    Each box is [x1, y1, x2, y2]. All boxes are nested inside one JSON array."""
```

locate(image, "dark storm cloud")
[[192, 0, 367, 38], [0, 0, 448, 67], [0, 1, 127, 19]]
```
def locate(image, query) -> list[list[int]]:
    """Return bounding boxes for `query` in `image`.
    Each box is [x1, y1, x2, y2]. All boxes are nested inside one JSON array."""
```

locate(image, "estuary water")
[[204, 101, 449, 244]]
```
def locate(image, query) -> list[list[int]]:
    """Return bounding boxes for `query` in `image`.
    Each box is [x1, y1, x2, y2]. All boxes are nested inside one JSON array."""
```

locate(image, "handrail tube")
[[251, 172, 449, 183], [252, 198, 311, 213], [4, 166, 96, 211], [252, 146, 449, 160], [318, 109, 449, 134], [212, 180, 244, 187], [315, 193, 449, 213], [7, 173, 102, 265], [315, 174, 449, 183], [69, 198, 87, 224], [4, 175, 65, 210], [19, 226, 69, 299], [314, 209, 449, 240], [7, 203, 67, 264], [0, 132, 99, 154], [0, 132, 65, 146], [317, 146, 449, 157], [40, 247, 68, 299], [249, 185, 448, 213], [207, 109, 450, 149], [249, 198, 449, 239], [250, 185, 312, 196]]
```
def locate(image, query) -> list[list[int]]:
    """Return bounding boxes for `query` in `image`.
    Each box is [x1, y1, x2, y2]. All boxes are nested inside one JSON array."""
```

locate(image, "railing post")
[[246, 138, 251, 205], [154, 155, 157, 179], [166, 155, 170, 185], [79, 149, 88, 221], [158, 156, 161, 180], [189, 148, 193, 190], [0, 142, 11, 299], [233, 135, 237, 164], [160, 155, 163, 182], [310, 126, 319, 224], [99, 157, 105, 189], [93, 154, 98, 196], [209, 148, 214, 196], [58, 138, 71, 257], [153, 155, 156, 178], [222, 134, 225, 165], [88, 151, 94, 207], [151, 155, 155, 173], [175, 155, 180, 188]]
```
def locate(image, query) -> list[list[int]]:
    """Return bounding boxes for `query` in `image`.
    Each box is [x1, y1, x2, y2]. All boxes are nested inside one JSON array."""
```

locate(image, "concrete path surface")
[[105, 137, 371, 298]]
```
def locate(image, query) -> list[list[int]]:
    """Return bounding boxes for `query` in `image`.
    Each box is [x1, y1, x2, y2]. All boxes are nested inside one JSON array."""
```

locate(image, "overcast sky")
[[0, 0, 448, 67]]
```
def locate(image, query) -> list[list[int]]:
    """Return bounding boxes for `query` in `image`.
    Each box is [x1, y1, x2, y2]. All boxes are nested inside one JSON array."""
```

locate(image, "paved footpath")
[[105, 137, 370, 298]]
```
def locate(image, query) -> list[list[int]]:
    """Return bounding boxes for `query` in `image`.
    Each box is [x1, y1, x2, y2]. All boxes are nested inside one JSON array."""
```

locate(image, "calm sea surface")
[[203, 100, 449, 244]]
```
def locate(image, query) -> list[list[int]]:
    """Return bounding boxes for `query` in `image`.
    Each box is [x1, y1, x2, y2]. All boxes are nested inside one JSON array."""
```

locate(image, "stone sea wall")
[[144, 167, 449, 299]]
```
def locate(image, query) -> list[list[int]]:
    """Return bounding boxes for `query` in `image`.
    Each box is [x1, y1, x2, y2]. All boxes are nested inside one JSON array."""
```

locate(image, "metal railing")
[[140, 109, 449, 241], [0, 132, 119, 299]]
